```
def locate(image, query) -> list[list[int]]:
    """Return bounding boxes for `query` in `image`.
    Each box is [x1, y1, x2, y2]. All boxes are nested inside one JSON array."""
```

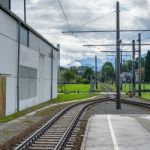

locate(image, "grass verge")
[[0, 94, 97, 123], [58, 84, 90, 93], [122, 83, 150, 101], [141, 93, 150, 101]]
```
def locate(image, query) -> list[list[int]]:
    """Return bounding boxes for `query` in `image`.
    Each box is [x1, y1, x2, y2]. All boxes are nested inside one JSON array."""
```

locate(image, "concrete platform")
[[81, 115, 150, 150]]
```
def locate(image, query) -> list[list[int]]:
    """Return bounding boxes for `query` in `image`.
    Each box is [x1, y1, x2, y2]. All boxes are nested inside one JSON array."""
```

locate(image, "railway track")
[[14, 84, 150, 150], [14, 97, 111, 150], [102, 83, 150, 109]]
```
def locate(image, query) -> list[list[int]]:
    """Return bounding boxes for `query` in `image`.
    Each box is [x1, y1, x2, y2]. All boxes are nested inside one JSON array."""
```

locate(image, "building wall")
[[0, 0, 10, 10], [0, 9, 59, 115], [53, 50, 59, 97]]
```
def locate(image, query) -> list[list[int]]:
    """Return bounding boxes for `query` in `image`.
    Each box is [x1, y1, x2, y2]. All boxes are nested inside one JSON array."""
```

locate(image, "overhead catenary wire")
[[57, 1, 115, 44], [142, 36, 150, 41], [57, 1, 114, 46], [57, 0, 73, 33], [120, 11, 148, 41], [121, 11, 149, 22], [57, 0, 88, 43], [71, 11, 115, 30], [58, 0, 149, 55]]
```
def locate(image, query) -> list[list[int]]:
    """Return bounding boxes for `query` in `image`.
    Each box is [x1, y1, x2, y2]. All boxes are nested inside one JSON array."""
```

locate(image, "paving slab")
[[81, 115, 150, 150]]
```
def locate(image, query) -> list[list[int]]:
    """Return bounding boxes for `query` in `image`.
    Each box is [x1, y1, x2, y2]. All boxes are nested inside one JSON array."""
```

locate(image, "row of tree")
[[59, 66, 94, 84], [59, 50, 150, 84], [101, 50, 150, 82]]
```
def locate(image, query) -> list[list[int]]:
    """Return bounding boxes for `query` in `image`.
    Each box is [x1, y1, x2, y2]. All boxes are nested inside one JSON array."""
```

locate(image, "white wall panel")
[[39, 39, 52, 56], [20, 45, 39, 69], [39, 54, 45, 100], [44, 56, 51, 78], [52, 50, 58, 98], [0, 35, 17, 76], [0, 10, 18, 41], [29, 31, 40, 51]]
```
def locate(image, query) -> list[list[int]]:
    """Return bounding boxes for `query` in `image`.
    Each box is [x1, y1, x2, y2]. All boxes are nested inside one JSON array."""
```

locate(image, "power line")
[[57, 0, 72, 33], [142, 36, 150, 41], [125, 31, 145, 41], [83, 43, 150, 47], [63, 29, 150, 34], [71, 11, 115, 30], [57, 2, 115, 44], [120, 11, 148, 41], [57, 0, 88, 43], [121, 11, 149, 22], [120, 10, 150, 41]]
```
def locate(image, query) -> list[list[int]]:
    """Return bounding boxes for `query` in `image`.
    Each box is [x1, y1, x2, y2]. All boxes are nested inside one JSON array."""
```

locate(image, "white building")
[[0, 2, 60, 116]]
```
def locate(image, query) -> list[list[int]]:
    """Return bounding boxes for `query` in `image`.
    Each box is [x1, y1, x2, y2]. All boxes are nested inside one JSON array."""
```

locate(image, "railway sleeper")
[[45, 131, 65, 134], [34, 141, 58, 144], [43, 133, 64, 135], [36, 139, 59, 142], [28, 146, 54, 150], [31, 143, 56, 147], [39, 137, 61, 139], [42, 134, 63, 137]]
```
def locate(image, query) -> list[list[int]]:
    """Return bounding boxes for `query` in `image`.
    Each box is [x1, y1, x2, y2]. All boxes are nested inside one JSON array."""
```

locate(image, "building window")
[[19, 66, 37, 100]]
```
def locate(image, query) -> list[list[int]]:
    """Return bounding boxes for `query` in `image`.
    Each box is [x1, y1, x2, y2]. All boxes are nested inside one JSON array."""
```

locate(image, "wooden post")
[[0, 77, 6, 117]]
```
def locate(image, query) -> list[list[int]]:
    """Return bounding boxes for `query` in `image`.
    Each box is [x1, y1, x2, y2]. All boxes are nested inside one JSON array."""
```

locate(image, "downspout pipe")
[[17, 21, 21, 112], [51, 48, 54, 100]]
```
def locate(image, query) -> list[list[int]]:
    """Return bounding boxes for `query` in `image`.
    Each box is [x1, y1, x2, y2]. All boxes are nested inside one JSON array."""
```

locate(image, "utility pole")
[[120, 50, 122, 73], [95, 55, 98, 89], [120, 50, 122, 90], [132, 40, 136, 96], [116, 1, 121, 109], [24, 0, 26, 23], [138, 33, 142, 97]]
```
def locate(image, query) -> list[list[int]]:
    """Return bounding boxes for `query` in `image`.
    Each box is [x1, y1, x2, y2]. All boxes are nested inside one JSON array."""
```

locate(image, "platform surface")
[[81, 115, 150, 150]]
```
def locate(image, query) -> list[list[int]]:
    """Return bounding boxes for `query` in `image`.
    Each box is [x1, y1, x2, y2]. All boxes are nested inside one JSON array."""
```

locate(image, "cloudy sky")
[[11, 0, 150, 67]]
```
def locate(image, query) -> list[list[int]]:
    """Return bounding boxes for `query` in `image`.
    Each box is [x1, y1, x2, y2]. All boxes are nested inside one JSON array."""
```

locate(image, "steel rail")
[[14, 102, 81, 150], [102, 84, 150, 109], [54, 101, 100, 150], [121, 99, 150, 109], [14, 97, 110, 150]]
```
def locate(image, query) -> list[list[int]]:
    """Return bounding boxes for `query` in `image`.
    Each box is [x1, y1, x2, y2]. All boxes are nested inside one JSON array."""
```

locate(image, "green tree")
[[141, 57, 146, 68], [83, 67, 94, 79], [101, 62, 114, 82], [135, 57, 146, 69], [126, 59, 132, 72], [122, 63, 128, 72], [145, 50, 150, 82], [63, 70, 75, 83]]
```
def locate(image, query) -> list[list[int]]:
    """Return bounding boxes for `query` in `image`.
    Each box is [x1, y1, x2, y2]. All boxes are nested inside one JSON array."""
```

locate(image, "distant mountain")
[[67, 52, 147, 71], [77, 57, 106, 71], [141, 53, 147, 57]]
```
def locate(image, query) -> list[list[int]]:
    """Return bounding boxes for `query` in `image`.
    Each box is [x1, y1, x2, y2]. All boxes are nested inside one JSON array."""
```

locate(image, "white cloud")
[[30, 0, 40, 4], [11, 0, 150, 67]]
